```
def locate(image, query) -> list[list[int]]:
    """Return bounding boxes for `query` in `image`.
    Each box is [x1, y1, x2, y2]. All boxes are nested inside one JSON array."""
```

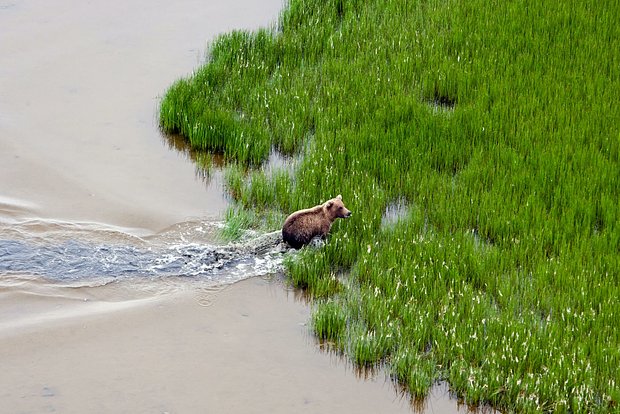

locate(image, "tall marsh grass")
[[161, 0, 620, 411]]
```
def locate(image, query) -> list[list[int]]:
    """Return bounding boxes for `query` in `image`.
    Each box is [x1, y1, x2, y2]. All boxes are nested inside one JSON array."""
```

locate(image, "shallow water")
[[0, 219, 284, 287], [0, 0, 254, 231], [0, 0, 290, 287]]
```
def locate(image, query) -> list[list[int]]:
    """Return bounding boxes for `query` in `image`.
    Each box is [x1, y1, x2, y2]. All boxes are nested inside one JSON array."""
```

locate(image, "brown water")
[[0, 1, 484, 413], [0, 0, 244, 232], [0, 276, 480, 414]]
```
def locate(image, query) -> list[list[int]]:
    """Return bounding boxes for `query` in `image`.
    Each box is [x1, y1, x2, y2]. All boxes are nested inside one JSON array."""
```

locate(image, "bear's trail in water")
[[0, 219, 285, 287]]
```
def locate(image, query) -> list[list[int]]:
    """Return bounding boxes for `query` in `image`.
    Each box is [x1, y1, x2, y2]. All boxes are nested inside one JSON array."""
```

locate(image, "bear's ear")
[[336, 194, 342, 200], [326, 200, 334, 209]]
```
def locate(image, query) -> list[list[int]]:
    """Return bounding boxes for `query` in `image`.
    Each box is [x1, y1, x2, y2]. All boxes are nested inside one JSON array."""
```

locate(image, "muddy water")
[[0, 0, 249, 231], [0, 1, 483, 413]]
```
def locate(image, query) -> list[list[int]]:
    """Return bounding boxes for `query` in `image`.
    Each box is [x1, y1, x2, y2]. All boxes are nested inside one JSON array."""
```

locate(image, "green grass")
[[160, 0, 620, 411]]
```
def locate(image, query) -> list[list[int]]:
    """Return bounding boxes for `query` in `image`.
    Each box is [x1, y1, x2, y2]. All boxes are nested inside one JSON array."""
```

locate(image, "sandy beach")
[[0, 1, 472, 412]]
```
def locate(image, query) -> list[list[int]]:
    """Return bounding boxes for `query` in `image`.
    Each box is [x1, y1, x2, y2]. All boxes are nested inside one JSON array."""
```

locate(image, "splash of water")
[[0, 219, 285, 287]]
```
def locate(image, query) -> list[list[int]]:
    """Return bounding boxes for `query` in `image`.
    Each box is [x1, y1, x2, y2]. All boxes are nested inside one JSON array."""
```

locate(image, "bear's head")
[[324, 194, 352, 221]]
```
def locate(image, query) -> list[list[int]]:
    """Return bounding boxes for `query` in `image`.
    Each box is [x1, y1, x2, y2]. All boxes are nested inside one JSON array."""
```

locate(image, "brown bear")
[[282, 195, 352, 249]]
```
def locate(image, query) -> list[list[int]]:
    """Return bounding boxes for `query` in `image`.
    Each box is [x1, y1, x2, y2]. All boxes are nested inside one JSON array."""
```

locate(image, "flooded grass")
[[161, 0, 620, 411], [381, 197, 410, 229], [163, 133, 226, 184]]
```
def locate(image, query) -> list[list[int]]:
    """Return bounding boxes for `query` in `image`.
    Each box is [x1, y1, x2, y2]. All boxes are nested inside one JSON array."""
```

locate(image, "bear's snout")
[[344, 210, 352, 218]]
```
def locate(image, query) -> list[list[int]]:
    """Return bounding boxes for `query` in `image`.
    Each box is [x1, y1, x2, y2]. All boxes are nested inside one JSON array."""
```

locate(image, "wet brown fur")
[[282, 195, 352, 249]]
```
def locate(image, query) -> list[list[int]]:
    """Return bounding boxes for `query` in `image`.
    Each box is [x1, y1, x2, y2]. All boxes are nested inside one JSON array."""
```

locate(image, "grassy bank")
[[160, 0, 619, 411]]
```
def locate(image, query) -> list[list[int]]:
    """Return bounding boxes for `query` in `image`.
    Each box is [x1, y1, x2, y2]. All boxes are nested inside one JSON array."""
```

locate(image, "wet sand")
[[1, 1, 472, 413]]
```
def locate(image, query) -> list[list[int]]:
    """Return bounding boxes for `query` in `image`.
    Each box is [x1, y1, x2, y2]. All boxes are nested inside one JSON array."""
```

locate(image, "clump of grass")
[[392, 349, 438, 400], [194, 151, 214, 179], [219, 205, 283, 242], [284, 249, 342, 299], [312, 300, 346, 347], [161, 0, 620, 411], [219, 206, 257, 241]]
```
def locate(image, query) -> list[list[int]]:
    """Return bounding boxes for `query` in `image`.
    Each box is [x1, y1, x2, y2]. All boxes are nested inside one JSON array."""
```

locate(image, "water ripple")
[[0, 221, 285, 287]]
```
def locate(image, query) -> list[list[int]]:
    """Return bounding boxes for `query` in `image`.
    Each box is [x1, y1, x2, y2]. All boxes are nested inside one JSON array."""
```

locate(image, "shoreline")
[[1, 276, 430, 413]]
